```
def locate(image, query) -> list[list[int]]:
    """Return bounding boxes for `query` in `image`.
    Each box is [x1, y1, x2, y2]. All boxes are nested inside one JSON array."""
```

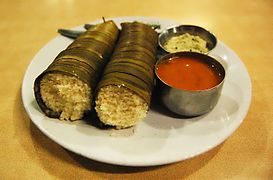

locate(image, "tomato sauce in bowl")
[[155, 56, 224, 91], [155, 52, 226, 116]]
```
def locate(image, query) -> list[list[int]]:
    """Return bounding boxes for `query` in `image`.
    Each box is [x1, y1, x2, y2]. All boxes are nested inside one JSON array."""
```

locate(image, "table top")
[[1, 0, 272, 179]]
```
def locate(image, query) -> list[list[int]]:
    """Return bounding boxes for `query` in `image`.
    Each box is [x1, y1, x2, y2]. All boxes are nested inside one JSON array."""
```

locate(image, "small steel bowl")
[[155, 52, 226, 117], [158, 25, 217, 54]]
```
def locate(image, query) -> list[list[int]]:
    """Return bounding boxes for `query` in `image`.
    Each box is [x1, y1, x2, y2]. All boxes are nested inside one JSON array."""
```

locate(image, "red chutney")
[[156, 57, 223, 91]]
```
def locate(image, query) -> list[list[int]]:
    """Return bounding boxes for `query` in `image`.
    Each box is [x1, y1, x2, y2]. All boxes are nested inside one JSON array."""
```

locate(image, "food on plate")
[[156, 55, 224, 91], [34, 20, 119, 121], [163, 33, 208, 53], [95, 22, 158, 129]]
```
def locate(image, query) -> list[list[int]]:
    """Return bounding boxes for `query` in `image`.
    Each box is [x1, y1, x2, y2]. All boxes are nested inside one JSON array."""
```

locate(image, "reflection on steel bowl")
[[155, 51, 226, 117], [158, 25, 217, 54]]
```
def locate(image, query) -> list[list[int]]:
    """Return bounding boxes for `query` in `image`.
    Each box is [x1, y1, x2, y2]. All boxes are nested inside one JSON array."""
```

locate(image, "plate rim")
[[21, 16, 252, 166]]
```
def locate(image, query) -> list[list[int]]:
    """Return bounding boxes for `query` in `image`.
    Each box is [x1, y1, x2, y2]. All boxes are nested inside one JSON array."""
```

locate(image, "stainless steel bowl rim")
[[158, 24, 218, 54], [155, 51, 226, 93]]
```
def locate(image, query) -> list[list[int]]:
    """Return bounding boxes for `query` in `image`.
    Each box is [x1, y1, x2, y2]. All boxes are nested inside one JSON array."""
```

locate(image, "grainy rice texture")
[[95, 85, 148, 129], [40, 73, 91, 121]]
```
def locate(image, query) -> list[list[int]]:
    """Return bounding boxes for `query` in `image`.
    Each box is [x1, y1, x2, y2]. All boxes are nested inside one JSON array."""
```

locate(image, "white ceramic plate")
[[21, 17, 252, 166]]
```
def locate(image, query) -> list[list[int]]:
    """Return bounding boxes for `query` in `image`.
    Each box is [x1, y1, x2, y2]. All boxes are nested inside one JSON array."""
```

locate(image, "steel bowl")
[[155, 51, 226, 117], [158, 25, 217, 54]]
